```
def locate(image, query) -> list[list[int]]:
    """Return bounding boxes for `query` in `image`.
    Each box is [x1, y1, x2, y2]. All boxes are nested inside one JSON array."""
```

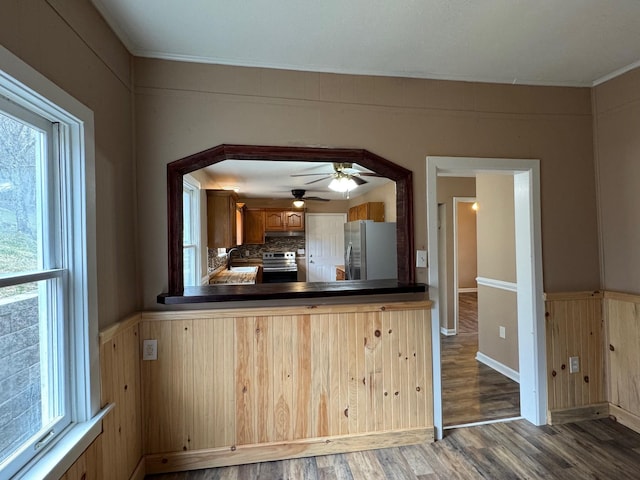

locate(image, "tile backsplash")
[[208, 236, 305, 271]]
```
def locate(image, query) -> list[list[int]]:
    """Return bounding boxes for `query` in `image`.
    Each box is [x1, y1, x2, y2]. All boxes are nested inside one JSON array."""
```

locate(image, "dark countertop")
[[158, 280, 427, 305]]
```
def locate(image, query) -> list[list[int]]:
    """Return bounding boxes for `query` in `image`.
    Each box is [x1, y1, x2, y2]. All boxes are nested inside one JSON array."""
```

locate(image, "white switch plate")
[[416, 250, 427, 268], [569, 356, 580, 373], [499, 326, 506, 339], [143, 339, 157, 361]]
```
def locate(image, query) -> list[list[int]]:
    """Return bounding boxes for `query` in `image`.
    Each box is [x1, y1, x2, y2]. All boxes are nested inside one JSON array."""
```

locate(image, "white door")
[[306, 213, 347, 282]]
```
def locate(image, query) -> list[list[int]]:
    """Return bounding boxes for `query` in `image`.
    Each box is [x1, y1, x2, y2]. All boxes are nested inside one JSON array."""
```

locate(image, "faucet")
[[226, 247, 240, 270]]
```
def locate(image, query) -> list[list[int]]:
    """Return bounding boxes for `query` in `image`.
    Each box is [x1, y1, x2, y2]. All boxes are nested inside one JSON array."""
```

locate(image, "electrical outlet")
[[499, 326, 506, 339], [143, 339, 158, 361], [416, 250, 427, 268], [569, 356, 580, 373]]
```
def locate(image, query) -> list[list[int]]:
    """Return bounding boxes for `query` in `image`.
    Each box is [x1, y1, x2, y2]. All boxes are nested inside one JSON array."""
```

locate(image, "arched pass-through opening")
[[166, 144, 415, 295]]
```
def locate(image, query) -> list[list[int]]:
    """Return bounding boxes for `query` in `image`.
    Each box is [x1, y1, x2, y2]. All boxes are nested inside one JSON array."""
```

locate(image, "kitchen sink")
[[229, 266, 258, 273]]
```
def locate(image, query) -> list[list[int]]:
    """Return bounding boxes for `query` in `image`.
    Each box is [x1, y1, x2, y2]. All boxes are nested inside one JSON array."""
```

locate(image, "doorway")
[[427, 156, 546, 440], [305, 213, 347, 282]]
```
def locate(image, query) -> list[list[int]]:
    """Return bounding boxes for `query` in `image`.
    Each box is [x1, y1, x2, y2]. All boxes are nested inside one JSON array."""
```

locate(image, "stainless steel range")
[[262, 252, 298, 283]]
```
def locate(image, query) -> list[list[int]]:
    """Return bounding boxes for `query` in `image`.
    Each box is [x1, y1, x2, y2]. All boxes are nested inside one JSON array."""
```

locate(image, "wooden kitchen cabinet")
[[336, 265, 345, 280], [207, 190, 241, 248], [348, 202, 385, 222], [244, 208, 266, 244], [265, 209, 305, 231]]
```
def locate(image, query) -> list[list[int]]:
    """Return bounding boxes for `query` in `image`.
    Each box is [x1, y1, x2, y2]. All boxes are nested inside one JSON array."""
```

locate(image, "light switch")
[[416, 250, 427, 268]]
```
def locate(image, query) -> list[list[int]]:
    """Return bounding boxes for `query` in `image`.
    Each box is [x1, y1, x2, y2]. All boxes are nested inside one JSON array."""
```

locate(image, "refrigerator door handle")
[[345, 244, 353, 280]]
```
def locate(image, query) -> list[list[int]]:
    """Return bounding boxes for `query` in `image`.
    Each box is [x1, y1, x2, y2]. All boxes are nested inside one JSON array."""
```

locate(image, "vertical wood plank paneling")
[[370, 311, 383, 433], [60, 436, 102, 480], [255, 315, 272, 444], [396, 310, 409, 429], [142, 319, 193, 453], [235, 316, 255, 445], [99, 320, 142, 480], [347, 313, 359, 434], [192, 317, 236, 449], [295, 315, 312, 440], [355, 313, 367, 434], [338, 315, 350, 436], [139, 302, 433, 470], [272, 315, 288, 442], [545, 293, 604, 413], [606, 295, 640, 417], [382, 313, 393, 431], [407, 311, 418, 428], [327, 313, 341, 436], [311, 314, 329, 437]]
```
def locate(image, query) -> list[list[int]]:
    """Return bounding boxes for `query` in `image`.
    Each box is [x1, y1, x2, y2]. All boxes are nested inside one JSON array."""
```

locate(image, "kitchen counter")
[[159, 279, 426, 304], [209, 266, 261, 285]]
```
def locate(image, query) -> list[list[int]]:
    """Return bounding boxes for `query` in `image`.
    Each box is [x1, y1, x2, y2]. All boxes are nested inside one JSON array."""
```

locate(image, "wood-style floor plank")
[[146, 418, 640, 479], [442, 292, 520, 426]]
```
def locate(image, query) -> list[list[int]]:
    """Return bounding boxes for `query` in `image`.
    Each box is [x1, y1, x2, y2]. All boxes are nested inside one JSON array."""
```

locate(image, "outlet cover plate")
[[143, 339, 158, 361], [569, 356, 579, 373]]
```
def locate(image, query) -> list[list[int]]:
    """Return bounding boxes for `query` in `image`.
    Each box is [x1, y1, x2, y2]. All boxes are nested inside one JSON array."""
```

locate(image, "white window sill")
[[13, 404, 113, 480]]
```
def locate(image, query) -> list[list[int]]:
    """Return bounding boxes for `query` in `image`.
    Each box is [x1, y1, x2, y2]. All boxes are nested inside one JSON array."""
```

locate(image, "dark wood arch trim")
[[167, 144, 414, 295]]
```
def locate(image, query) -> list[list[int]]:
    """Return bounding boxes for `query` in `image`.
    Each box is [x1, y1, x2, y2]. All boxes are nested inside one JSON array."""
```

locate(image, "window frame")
[[182, 174, 201, 287], [0, 44, 102, 479]]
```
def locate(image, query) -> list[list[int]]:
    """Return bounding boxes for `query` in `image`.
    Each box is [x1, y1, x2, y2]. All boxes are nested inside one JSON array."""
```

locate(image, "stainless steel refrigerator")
[[344, 220, 397, 280]]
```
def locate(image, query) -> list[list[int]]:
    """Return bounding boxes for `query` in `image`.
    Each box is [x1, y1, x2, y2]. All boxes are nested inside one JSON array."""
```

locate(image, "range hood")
[[265, 230, 305, 237]]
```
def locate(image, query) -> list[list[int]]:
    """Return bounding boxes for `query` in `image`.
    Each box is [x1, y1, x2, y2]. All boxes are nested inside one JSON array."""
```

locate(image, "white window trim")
[[183, 174, 201, 286], [0, 44, 102, 479]]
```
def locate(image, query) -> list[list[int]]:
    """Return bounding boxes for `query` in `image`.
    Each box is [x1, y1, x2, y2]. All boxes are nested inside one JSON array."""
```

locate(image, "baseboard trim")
[[475, 351, 520, 383], [144, 428, 434, 474], [609, 404, 640, 435], [440, 327, 456, 336], [458, 287, 477, 293], [547, 403, 609, 425]]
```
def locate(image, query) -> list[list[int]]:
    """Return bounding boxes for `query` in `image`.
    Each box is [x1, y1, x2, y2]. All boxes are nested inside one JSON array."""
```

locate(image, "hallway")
[[441, 292, 520, 426]]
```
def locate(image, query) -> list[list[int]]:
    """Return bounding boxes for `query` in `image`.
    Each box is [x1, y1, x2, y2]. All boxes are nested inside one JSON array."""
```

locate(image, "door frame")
[[427, 156, 547, 440], [453, 196, 477, 335]]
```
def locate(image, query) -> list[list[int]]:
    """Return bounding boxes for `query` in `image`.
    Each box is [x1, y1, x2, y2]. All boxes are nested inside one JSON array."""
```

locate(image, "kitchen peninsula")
[[134, 295, 433, 474]]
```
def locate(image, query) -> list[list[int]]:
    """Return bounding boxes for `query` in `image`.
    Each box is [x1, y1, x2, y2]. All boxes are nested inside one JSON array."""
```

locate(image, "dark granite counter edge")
[[158, 280, 427, 305]]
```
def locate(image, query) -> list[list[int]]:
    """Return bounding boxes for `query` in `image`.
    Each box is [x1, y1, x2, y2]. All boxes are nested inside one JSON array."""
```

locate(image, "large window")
[[183, 176, 201, 287], [0, 100, 70, 476], [0, 46, 98, 479]]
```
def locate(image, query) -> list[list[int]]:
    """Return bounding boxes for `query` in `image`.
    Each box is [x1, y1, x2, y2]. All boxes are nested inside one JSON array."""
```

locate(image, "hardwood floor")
[[145, 418, 640, 479], [442, 292, 520, 426]]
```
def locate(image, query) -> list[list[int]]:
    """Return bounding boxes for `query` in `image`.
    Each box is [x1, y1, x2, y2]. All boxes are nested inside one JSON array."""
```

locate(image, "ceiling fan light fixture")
[[328, 175, 358, 192], [292, 199, 305, 208]]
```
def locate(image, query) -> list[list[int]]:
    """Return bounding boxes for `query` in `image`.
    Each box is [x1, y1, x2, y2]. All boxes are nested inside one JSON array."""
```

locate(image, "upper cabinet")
[[244, 208, 266, 244], [207, 190, 241, 248], [348, 202, 385, 222], [265, 209, 305, 231]]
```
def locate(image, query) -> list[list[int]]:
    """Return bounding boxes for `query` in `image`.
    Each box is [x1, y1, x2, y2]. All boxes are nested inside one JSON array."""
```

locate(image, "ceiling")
[[91, 1, 640, 200], [92, 0, 640, 87], [201, 160, 390, 200]]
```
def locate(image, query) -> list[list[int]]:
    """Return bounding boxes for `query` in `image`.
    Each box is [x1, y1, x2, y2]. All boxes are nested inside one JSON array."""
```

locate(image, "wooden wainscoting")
[[99, 314, 145, 480], [59, 436, 102, 480], [604, 291, 640, 434], [138, 301, 433, 474], [544, 291, 607, 424]]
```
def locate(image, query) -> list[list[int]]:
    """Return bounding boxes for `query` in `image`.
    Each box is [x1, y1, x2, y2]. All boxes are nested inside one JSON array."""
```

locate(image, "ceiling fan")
[[291, 189, 329, 202], [290, 162, 381, 188]]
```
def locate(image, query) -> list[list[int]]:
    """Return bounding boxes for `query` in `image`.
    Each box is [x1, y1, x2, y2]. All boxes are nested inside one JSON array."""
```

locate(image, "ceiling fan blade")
[[304, 176, 331, 185], [351, 175, 368, 186], [357, 172, 384, 177], [290, 172, 332, 177], [304, 196, 330, 202]]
